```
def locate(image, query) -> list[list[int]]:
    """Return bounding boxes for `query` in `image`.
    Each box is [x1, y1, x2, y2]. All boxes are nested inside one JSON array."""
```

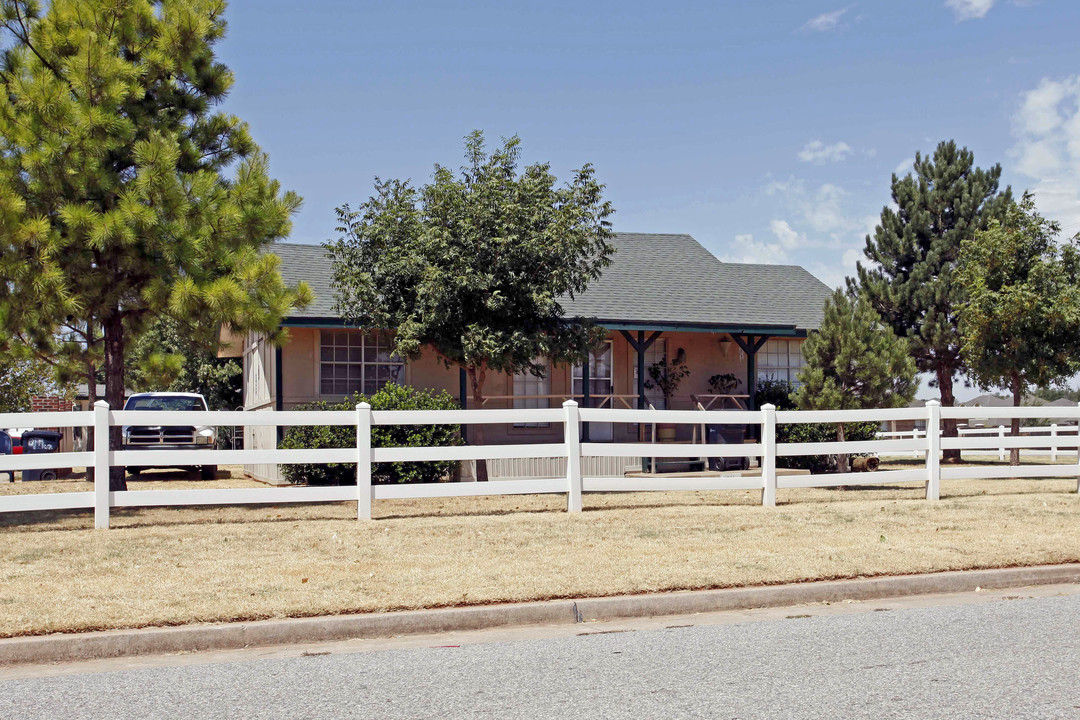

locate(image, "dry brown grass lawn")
[[1, 463, 1079, 638]]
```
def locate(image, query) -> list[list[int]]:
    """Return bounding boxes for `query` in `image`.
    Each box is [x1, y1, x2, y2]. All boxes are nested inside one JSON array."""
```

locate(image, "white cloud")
[[893, 158, 914, 176], [764, 176, 880, 252], [769, 219, 805, 249], [945, 0, 995, 21], [804, 246, 866, 291], [1010, 76, 1080, 231], [797, 140, 854, 164], [722, 233, 788, 265], [800, 6, 853, 32]]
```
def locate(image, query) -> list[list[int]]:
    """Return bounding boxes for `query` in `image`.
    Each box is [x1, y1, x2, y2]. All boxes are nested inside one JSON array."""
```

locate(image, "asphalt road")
[[4, 592, 1080, 719]]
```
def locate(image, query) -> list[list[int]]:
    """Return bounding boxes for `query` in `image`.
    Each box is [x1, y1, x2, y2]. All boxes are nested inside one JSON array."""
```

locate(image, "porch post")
[[619, 329, 664, 456], [746, 345, 756, 411], [581, 355, 591, 442], [637, 330, 646, 409], [459, 367, 468, 444], [731, 335, 770, 411]]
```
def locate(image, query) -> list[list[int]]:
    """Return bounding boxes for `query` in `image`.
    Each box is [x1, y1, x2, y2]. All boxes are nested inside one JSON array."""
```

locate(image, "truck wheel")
[[201, 465, 217, 480], [40, 470, 57, 481]]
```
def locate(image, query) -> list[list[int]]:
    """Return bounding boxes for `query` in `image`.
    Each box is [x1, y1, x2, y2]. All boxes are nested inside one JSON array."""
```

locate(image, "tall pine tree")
[[850, 140, 1010, 462], [0, 1, 311, 489]]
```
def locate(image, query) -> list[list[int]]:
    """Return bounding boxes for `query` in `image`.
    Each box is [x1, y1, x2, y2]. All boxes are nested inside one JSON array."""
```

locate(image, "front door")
[[573, 342, 613, 441]]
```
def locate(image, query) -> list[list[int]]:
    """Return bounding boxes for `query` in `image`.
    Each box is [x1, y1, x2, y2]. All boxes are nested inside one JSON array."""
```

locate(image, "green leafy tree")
[[851, 140, 1011, 462], [328, 131, 615, 480], [129, 317, 242, 411], [0, 354, 64, 412], [795, 289, 917, 473], [0, 0, 311, 489], [1032, 386, 1080, 404], [957, 192, 1080, 465]]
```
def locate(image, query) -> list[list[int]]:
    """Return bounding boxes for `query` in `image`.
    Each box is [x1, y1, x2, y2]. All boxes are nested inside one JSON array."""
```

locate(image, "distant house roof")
[[271, 233, 832, 334], [963, 394, 1012, 408]]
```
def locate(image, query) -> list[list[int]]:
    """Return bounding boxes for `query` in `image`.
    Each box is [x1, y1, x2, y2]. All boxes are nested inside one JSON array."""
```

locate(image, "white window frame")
[[756, 339, 805, 387], [319, 330, 404, 397], [513, 359, 551, 428]]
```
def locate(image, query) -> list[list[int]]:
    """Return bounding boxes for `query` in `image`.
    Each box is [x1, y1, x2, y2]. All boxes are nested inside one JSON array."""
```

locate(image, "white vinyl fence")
[[878, 412, 1080, 462], [1, 400, 1079, 529]]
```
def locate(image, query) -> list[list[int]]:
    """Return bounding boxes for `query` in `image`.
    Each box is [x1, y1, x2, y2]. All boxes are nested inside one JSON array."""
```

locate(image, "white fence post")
[[761, 403, 776, 507], [93, 400, 110, 529], [1050, 424, 1058, 462], [356, 402, 373, 521], [564, 400, 582, 513], [998, 426, 1006, 461], [926, 401, 940, 501]]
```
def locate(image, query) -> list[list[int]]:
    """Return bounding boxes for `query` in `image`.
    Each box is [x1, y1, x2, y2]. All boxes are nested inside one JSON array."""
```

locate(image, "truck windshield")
[[124, 397, 207, 411]]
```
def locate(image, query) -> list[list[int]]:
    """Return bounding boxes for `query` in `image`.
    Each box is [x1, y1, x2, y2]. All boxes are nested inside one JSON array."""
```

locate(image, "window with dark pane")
[[319, 330, 404, 396]]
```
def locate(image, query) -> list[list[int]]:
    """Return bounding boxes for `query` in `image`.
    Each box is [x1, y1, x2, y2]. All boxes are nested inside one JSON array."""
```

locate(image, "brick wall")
[[30, 396, 69, 414], [28, 396, 74, 476]]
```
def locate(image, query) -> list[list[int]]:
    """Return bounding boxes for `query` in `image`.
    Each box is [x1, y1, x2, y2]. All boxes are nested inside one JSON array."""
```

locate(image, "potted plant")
[[707, 373, 740, 395], [645, 349, 690, 441]]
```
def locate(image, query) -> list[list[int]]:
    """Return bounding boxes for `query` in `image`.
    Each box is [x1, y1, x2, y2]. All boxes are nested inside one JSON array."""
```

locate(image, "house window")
[[632, 339, 667, 410], [757, 339, 805, 386], [319, 330, 404, 396], [513, 360, 550, 428], [573, 341, 613, 401]]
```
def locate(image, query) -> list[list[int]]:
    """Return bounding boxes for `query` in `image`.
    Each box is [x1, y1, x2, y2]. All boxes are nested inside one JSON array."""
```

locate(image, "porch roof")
[[270, 233, 831, 334]]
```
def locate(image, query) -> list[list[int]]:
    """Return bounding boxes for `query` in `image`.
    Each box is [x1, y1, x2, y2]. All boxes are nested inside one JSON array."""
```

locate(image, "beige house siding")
[[242, 327, 803, 483], [243, 330, 282, 483]]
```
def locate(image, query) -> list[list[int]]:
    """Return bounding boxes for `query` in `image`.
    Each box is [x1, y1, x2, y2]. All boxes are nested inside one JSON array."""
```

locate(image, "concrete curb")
[[3, 563, 1079, 667]]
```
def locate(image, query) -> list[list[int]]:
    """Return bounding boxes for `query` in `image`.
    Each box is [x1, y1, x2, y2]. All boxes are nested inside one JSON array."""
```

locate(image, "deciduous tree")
[[328, 131, 615, 480], [957, 192, 1080, 465]]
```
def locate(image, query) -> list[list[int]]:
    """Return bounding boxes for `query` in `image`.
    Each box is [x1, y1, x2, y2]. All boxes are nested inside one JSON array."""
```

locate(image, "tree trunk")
[[103, 312, 127, 492], [1010, 371, 1022, 467], [836, 421, 849, 474], [85, 359, 97, 483], [466, 364, 488, 482], [937, 366, 962, 464]]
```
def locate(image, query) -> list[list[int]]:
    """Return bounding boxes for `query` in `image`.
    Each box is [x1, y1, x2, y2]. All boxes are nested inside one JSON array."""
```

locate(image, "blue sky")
[[217, 0, 1079, 396]]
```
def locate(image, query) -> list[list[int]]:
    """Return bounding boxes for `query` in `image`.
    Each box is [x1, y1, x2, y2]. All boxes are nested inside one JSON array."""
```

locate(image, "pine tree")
[[957, 192, 1080, 465], [795, 289, 917, 473], [850, 140, 1011, 462], [0, 1, 311, 489]]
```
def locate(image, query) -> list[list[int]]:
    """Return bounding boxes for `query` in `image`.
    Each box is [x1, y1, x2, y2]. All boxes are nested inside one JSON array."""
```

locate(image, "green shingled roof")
[[270, 233, 832, 332]]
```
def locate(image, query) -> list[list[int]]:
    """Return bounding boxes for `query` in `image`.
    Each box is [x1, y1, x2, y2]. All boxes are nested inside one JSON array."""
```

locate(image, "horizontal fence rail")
[[2, 399, 1079, 527]]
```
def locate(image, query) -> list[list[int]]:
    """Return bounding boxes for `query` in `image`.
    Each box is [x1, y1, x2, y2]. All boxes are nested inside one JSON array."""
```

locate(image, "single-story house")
[[232, 233, 831, 483]]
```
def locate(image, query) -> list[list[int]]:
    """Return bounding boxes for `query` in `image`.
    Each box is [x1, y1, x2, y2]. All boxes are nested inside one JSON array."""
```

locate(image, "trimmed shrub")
[[279, 384, 461, 485], [756, 379, 879, 473]]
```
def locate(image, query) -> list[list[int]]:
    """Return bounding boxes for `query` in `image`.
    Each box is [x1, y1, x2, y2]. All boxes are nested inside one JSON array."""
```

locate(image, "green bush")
[[755, 379, 879, 473], [279, 384, 462, 485]]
